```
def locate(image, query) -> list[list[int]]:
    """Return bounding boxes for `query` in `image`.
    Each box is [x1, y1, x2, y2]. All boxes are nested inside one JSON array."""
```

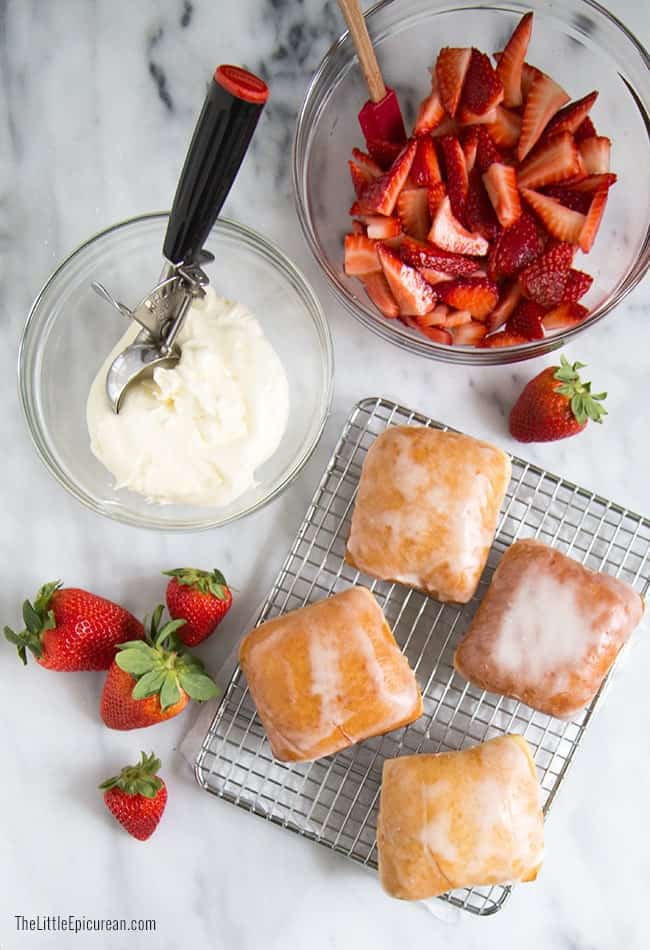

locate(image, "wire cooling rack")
[[195, 397, 650, 916]]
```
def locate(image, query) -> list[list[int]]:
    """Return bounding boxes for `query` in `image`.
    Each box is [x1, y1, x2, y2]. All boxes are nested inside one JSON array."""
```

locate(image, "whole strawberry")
[[100, 751, 167, 840], [100, 605, 219, 730], [509, 355, 607, 443], [164, 568, 232, 646], [4, 582, 144, 671]]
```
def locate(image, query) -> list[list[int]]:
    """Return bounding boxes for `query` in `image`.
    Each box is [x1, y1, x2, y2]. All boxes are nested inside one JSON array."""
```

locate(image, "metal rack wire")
[[195, 397, 650, 916]]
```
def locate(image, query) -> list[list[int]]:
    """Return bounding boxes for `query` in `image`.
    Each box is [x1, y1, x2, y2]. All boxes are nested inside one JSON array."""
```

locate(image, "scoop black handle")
[[163, 64, 268, 266]]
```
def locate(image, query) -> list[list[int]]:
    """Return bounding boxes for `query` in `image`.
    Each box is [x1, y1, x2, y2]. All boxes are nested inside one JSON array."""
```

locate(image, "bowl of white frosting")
[[19, 213, 333, 530]]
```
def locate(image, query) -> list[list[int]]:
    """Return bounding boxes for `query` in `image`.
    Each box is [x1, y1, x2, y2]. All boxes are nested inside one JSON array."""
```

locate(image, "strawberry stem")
[[553, 355, 607, 425], [99, 751, 163, 798]]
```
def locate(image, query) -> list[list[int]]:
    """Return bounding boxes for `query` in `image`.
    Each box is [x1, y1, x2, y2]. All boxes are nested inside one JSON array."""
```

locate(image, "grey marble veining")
[[0, 0, 649, 948]]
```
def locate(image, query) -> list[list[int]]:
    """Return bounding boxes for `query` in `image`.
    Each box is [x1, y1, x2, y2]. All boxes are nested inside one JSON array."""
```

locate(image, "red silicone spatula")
[[337, 0, 406, 146]]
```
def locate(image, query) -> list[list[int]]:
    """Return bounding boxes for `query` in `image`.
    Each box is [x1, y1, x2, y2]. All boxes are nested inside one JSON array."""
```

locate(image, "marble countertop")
[[1, 1, 648, 948]]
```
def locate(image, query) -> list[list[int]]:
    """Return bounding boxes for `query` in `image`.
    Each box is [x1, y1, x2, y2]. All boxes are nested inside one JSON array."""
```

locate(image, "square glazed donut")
[[238, 586, 422, 762], [345, 426, 511, 603], [454, 539, 645, 718], [377, 735, 544, 900]]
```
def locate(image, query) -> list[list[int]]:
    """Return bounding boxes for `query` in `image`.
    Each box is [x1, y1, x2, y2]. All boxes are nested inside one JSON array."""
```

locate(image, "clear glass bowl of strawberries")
[[293, 0, 650, 362]]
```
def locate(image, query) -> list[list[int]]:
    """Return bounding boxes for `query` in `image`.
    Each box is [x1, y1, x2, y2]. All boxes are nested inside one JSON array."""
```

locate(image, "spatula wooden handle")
[[337, 0, 386, 103]]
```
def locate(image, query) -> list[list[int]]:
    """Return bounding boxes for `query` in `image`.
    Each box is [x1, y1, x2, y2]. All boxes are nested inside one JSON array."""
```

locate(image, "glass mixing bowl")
[[293, 0, 650, 364], [19, 214, 333, 531]]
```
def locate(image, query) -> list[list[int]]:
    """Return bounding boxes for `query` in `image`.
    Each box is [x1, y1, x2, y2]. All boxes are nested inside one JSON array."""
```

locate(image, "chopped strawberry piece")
[[542, 302, 589, 330], [488, 213, 544, 279], [517, 131, 584, 189], [344, 234, 380, 275], [486, 105, 521, 148], [465, 169, 500, 241], [496, 12, 533, 108], [418, 267, 452, 285], [545, 91, 598, 137], [574, 116, 597, 143], [367, 139, 405, 169], [437, 276, 499, 319], [480, 329, 529, 347], [351, 220, 366, 235], [377, 244, 436, 316], [400, 235, 480, 275], [506, 299, 546, 339], [445, 308, 472, 327], [414, 81, 446, 134], [518, 242, 573, 307], [435, 47, 472, 117], [562, 269, 593, 302], [440, 135, 469, 221], [417, 304, 451, 327], [520, 62, 543, 100], [353, 140, 417, 215], [349, 161, 374, 197], [518, 72, 569, 159], [578, 136, 611, 174], [410, 135, 442, 186], [397, 188, 430, 241], [452, 321, 487, 344], [461, 127, 479, 172], [486, 281, 523, 331], [351, 148, 383, 177], [482, 162, 521, 227], [427, 181, 447, 217], [363, 215, 402, 239], [360, 272, 400, 318], [428, 196, 489, 255], [460, 49, 504, 117], [475, 127, 503, 173], [543, 185, 592, 215], [419, 325, 454, 344], [568, 173, 617, 193], [520, 187, 586, 244], [578, 189, 608, 252], [456, 105, 499, 126]]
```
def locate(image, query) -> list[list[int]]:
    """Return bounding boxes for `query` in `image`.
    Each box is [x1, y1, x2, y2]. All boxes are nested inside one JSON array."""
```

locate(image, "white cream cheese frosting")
[[86, 287, 289, 507]]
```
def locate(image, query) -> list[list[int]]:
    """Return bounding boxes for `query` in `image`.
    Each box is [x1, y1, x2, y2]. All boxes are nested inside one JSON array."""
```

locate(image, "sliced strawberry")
[[578, 189, 608, 253], [445, 308, 472, 327], [367, 139, 405, 170], [419, 304, 451, 326], [568, 173, 617, 193], [486, 281, 523, 331], [578, 136, 611, 174], [562, 269, 593, 302], [518, 72, 569, 160], [465, 169, 500, 240], [545, 91, 598, 137], [488, 212, 544, 278], [377, 244, 436, 316], [351, 220, 366, 235], [419, 267, 453, 285], [400, 235, 480, 275], [496, 12, 533, 108], [419, 325, 453, 344], [440, 135, 469, 221], [349, 161, 374, 198], [344, 234, 380, 275], [482, 162, 521, 227], [475, 127, 503, 173], [518, 242, 573, 307], [461, 127, 479, 172], [520, 62, 543, 99], [451, 321, 487, 344], [397, 188, 430, 241], [363, 215, 402, 239], [542, 301, 589, 330], [437, 276, 499, 319], [480, 329, 529, 348], [428, 196, 489, 255], [486, 105, 521, 148], [460, 49, 504, 117], [517, 132, 584, 189], [435, 47, 472, 117], [456, 105, 499, 126], [360, 272, 400, 318], [427, 181, 447, 217], [543, 185, 592, 215], [574, 116, 597, 143], [410, 135, 442, 186], [520, 187, 586, 244], [414, 81, 446, 135], [351, 148, 383, 177], [506, 299, 546, 339], [353, 140, 417, 215]]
